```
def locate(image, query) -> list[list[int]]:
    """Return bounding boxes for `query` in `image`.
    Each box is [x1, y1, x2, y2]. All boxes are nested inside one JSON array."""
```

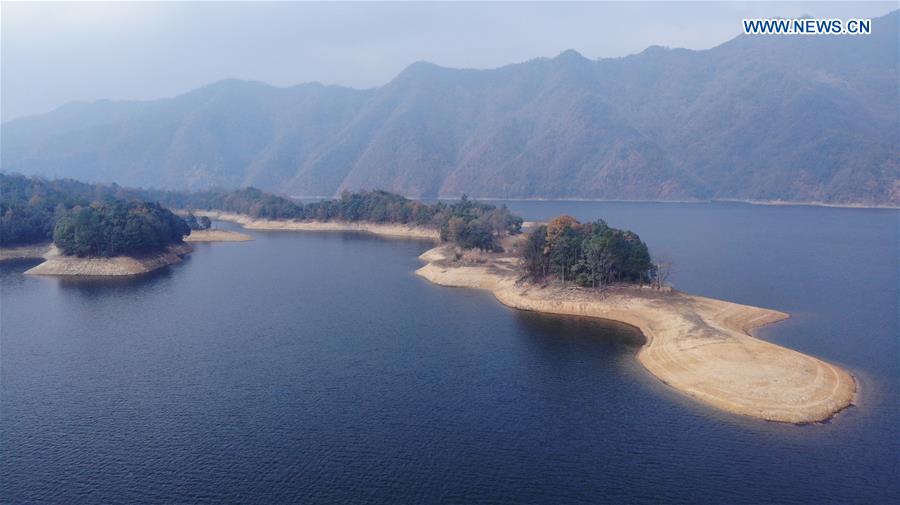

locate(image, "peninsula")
[[196, 198, 857, 424], [415, 241, 856, 424]]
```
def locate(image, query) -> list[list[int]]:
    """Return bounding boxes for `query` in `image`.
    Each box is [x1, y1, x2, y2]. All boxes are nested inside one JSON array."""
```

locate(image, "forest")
[[0, 174, 188, 256], [155, 188, 523, 251], [2, 175, 659, 279], [522, 216, 655, 288], [53, 201, 189, 257], [1, 175, 522, 253]]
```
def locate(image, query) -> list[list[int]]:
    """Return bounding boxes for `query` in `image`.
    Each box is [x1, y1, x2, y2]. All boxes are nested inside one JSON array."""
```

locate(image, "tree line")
[[522, 216, 655, 288], [1, 174, 523, 252], [1, 174, 188, 256], [2, 175, 664, 283], [158, 187, 523, 251]]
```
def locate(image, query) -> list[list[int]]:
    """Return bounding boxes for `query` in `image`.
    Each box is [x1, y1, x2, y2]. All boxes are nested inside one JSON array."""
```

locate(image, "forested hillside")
[[3, 11, 896, 205]]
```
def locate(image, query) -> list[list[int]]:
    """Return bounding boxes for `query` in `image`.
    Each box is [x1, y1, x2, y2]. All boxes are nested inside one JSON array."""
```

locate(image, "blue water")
[[1, 202, 897, 504]]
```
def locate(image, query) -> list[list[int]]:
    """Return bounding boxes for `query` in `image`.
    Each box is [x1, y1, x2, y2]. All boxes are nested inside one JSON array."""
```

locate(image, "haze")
[[2, 1, 896, 122]]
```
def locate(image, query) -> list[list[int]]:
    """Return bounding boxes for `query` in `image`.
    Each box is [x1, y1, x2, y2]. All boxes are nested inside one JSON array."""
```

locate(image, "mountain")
[[2, 11, 897, 205]]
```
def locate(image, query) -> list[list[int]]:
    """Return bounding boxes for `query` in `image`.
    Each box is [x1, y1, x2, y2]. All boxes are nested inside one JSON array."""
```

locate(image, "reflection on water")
[[515, 311, 646, 348], [54, 266, 176, 291]]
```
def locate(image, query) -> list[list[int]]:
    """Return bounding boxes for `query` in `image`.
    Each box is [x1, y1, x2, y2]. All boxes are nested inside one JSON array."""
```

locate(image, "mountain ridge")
[[2, 10, 897, 205]]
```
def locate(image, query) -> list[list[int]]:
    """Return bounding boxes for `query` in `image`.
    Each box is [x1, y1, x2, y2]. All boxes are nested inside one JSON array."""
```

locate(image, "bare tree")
[[654, 253, 674, 290]]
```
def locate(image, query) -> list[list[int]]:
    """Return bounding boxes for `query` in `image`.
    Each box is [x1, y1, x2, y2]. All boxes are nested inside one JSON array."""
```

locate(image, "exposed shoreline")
[[283, 196, 898, 210], [184, 229, 253, 242], [21, 243, 193, 276], [191, 211, 440, 240], [415, 244, 856, 424], [0, 242, 52, 262], [457, 197, 897, 210]]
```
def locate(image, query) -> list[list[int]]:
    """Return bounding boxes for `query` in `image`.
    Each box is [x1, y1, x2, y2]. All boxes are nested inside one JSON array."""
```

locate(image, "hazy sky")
[[2, 1, 896, 122]]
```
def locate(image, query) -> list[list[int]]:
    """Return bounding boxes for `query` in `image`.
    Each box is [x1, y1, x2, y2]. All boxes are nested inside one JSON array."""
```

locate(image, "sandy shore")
[[0, 243, 52, 261], [24, 243, 193, 276], [415, 244, 856, 424], [191, 211, 440, 240], [185, 229, 253, 242]]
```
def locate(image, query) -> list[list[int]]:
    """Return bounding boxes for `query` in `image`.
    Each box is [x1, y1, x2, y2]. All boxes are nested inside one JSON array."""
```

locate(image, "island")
[[0, 175, 194, 276], [26, 200, 193, 276]]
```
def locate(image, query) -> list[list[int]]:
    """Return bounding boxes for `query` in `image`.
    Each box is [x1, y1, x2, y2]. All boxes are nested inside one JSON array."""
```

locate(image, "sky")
[[2, 1, 896, 122]]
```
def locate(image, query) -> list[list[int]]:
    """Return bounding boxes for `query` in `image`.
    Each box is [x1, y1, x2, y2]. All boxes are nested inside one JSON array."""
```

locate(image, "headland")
[[415, 243, 856, 424]]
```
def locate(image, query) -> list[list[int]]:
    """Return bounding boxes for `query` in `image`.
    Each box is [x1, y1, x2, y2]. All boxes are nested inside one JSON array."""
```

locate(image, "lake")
[[1, 202, 897, 504]]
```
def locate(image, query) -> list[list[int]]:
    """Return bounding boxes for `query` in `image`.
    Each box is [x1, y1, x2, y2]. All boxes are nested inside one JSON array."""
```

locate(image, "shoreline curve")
[[180, 211, 858, 424], [414, 245, 856, 424]]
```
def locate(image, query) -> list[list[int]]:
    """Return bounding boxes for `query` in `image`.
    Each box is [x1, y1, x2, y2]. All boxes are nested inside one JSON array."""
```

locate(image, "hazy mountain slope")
[[2, 10, 897, 204]]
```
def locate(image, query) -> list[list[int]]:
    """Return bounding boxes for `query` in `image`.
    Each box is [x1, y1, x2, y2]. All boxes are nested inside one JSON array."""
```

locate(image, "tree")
[[654, 253, 674, 289], [198, 216, 212, 230], [184, 213, 200, 230], [521, 215, 655, 288], [550, 225, 582, 283], [523, 225, 548, 279], [580, 235, 612, 288]]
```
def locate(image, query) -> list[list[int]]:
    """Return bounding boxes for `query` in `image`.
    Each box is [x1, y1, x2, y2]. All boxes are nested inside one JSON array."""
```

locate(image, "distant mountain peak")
[[399, 60, 446, 75], [555, 49, 588, 61], [640, 45, 671, 55], [193, 78, 273, 93]]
